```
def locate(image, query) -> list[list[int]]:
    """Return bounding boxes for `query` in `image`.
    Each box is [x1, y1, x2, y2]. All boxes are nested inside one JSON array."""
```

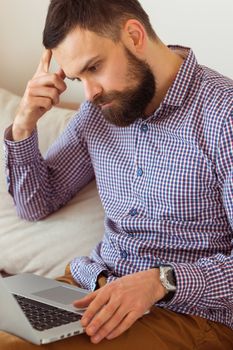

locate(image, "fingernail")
[[87, 326, 96, 335], [107, 334, 114, 340], [81, 317, 88, 327], [92, 335, 100, 343]]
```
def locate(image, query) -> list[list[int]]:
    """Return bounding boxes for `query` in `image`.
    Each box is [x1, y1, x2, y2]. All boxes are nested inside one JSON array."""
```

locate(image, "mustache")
[[93, 90, 124, 106]]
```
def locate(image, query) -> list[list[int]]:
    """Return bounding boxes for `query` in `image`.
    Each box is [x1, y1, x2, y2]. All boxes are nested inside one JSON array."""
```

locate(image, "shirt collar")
[[161, 45, 198, 108]]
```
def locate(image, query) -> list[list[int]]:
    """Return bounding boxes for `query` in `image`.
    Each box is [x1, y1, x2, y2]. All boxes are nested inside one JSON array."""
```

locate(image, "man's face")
[[93, 47, 155, 127], [53, 28, 156, 127]]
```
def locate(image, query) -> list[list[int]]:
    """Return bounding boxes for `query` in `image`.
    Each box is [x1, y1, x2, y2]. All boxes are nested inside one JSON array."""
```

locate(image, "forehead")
[[52, 27, 116, 75]]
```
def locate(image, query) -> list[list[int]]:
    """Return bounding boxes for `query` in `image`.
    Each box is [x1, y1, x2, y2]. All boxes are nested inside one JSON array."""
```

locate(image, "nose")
[[83, 80, 103, 102]]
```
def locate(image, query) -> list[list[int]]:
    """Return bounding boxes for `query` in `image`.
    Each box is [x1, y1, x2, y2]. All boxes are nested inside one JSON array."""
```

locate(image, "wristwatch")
[[159, 266, 176, 302]]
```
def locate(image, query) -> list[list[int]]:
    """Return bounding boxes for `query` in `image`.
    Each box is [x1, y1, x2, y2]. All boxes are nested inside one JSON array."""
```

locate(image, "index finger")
[[35, 49, 52, 75], [79, 290, 111, 327]]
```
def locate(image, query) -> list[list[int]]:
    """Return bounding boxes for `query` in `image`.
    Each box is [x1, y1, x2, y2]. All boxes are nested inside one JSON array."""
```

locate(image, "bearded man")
[[3, 0, 233, 349]]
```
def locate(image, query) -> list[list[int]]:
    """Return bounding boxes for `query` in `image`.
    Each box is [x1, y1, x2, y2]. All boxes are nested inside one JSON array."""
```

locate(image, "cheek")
[[101, 69, 129, 93], [100, 56, 129, 91]]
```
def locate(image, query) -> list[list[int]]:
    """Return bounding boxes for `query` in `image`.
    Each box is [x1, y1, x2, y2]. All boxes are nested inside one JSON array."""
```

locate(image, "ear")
[[122, 19, 146, 53]]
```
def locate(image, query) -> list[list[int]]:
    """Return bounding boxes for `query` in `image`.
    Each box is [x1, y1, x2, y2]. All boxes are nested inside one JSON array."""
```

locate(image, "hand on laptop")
[[73, 268, 166, 344]]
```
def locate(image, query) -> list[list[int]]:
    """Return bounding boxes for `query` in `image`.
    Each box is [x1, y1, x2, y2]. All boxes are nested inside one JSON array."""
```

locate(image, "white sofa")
[[0, 88, 104, 278]]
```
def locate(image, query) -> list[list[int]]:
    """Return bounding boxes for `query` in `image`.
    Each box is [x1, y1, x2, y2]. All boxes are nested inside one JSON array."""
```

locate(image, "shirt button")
[[121, 251, 127, 259], [129, 208, 138, 217], [141, 124, 148, 133], [137, 167, 143, 177]]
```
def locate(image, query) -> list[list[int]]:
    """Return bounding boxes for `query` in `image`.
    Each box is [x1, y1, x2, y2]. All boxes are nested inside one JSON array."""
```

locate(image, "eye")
[[89, 66, 97, 72], [88, 63, 100, 73]]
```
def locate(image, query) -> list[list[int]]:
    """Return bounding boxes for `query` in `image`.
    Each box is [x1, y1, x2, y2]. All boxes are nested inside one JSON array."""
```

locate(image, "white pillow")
[[0, 88, 104, 278]]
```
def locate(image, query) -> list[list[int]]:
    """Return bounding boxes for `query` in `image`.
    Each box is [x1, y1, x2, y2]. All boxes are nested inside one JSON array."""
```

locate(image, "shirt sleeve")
[[70, 242, 111, 291], [4, 104, 95, 221], [159, 100, 233, 314]]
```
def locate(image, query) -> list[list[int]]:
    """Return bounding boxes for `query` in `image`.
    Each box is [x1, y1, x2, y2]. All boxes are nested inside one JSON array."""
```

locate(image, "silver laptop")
[[0, 273, 90, 345]]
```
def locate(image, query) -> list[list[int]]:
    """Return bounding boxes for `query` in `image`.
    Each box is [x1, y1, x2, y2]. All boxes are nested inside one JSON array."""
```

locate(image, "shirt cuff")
[[157, 262, 206, 307], [70, 257, 110, 291], [4, 125, 39, 164]]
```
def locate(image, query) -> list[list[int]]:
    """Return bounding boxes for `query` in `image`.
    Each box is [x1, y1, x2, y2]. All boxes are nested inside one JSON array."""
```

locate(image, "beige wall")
[[0, 1, 49, 97], [0, 0, 232, 103], [0, 0, 85, 103]]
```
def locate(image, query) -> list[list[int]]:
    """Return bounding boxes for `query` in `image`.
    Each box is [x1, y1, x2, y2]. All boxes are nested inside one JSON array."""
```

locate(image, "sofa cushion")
[[0, 88, 104, 278]]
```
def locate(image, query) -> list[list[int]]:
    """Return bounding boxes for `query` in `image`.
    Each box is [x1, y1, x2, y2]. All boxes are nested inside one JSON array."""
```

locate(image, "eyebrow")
[[66, 55, 101, 81]]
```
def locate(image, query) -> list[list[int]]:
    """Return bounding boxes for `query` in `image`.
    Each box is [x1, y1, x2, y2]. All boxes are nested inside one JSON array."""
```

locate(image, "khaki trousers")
[[1, 266, 233, 350]]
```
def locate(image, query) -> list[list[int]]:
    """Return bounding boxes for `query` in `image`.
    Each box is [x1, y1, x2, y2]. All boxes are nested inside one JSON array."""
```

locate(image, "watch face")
[[167, 268, 176, 286], [160, 266, 176, 292]]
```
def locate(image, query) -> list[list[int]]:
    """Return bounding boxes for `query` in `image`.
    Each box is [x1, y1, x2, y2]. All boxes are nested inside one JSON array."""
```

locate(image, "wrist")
[[12, 119, 35, 141]]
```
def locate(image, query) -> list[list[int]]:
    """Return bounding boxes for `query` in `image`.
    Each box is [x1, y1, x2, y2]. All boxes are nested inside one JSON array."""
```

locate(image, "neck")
[[144, 41, 184, 116]]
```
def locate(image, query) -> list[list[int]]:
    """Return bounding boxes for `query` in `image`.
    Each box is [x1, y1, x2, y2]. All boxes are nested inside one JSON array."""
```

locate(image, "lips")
[[99, 102, 113, 109]]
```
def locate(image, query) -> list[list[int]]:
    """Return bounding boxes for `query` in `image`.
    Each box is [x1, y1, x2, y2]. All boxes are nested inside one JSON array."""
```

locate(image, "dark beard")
[[93, 47, 156, 127]]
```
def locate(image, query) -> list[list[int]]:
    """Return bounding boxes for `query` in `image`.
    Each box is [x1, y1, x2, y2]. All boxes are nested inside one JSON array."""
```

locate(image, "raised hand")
[[12, 49, 67, 141]]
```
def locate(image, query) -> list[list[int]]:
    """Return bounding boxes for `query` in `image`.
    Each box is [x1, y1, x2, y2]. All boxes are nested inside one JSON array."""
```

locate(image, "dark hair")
[[43, 0, 157, 49]]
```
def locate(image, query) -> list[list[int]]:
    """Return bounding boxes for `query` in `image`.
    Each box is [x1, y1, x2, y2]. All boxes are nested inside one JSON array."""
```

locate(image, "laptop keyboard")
[[14, 294, 82, 331]]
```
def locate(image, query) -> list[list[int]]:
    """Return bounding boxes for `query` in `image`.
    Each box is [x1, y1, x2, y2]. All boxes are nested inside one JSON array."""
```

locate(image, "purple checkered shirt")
[[4, 46, 233, 329]]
